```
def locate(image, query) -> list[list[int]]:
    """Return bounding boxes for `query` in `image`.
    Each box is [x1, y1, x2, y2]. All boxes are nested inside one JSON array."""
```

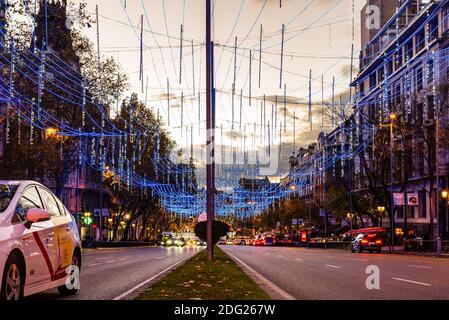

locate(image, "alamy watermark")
[[65, 264, 81, 290], [365, 265, 380, 290]]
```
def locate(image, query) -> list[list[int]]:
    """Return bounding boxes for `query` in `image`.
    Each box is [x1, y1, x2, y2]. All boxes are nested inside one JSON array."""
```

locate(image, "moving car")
[[233, 237, 251, 246], [351, 233, 383, 253], [253, 232, 275, 246], [173, 237, 186, 247], [186, 238, 199, 247], [160, 235, 174, 247], [0, 180, 82, 300]]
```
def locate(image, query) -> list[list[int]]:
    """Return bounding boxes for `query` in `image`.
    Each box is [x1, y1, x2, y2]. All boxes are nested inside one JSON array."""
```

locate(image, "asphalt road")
[[222, 245, 449, 300], [29, 246, 203, 300]]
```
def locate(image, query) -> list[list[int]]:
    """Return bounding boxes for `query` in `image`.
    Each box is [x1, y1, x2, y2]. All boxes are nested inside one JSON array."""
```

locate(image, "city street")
[[29, 246, 202, 300], [222, 246, 449, 300]]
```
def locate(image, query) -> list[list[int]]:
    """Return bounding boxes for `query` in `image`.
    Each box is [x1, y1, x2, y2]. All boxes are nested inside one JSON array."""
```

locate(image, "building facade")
[[353, 0, 449, 237]]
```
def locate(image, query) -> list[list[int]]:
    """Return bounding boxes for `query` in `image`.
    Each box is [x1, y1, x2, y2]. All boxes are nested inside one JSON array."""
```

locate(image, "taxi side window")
[[54, 196, 68, 216], [38, 188, 61, 216], [14, 186, 44, 223]]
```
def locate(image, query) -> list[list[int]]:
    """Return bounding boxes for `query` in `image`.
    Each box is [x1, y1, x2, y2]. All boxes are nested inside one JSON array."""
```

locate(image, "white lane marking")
[[118, 258, 127, 261], [351, 258, 369, 262], [325, 264, 341, 269], [408, 265, 433, 269], [392, 278, 431, 286], [95, 257, 112, 260], [105, 260, 116, 264], [325, 255, 334, 258], [295, 258, 303, 262], [113, 255, 194, 300], [277, 255, 283, 258], [154, 256, 165, 259], [88, 263, 101, 267], [224, 250, 295, 300]]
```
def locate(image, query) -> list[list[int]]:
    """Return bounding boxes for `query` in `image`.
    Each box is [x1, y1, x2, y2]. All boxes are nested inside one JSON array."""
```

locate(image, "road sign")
[[319, 209, 327, 217], [407, 193, 418, 206], [393, 193, 404, 206]]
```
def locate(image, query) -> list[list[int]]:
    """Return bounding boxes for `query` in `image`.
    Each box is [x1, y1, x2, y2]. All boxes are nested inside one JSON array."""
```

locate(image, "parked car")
[[351, 233, 383, 253], [233, 237, 250, 246], [0, 180, 82, 300]]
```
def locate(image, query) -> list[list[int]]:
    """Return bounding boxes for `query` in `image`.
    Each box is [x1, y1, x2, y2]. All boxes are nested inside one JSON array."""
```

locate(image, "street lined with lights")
[[30, 246, 202, 300], [222, 246, 449, 300]]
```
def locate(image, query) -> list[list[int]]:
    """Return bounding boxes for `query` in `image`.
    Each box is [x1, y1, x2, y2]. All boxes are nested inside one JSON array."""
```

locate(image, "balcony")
[[360, 0, 435, 72]]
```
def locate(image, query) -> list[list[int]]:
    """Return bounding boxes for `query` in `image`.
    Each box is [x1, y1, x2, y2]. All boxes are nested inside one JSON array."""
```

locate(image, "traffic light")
[[83, 216, 93, 225]]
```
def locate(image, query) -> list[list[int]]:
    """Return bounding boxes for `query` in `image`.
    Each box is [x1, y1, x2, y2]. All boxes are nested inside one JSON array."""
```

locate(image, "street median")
[[136, 246, 271, 300]]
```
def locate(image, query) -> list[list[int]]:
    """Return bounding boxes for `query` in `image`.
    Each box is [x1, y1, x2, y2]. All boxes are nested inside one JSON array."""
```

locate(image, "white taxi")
[[0, 180, 82, 300]]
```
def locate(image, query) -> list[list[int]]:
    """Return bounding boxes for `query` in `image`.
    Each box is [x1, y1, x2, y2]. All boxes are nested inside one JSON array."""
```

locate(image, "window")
[[15, 186, 43, 223], [0, 184, 18, 213], [54, 196, 68, 216], [415, 67, 423, 91], [397, 207, 404, 219], [38, 188, 61, 216], [418, 190, 427, 218]]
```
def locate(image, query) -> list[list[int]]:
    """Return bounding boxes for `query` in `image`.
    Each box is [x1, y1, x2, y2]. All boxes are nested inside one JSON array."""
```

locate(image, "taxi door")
[[14, 185, 54, 286], [37, 187, 73, 281]]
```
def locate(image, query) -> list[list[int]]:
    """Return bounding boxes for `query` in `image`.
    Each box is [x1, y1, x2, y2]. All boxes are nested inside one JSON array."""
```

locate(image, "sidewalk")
[[382, 246, 449, 258]]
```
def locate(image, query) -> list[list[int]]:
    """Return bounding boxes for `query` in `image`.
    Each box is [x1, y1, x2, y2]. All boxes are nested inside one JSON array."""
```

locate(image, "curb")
[[383, 251, 449, 258], [223, 249, 295, 300]]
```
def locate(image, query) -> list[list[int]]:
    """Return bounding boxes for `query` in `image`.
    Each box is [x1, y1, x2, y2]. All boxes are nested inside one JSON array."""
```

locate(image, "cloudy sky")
[[78, 0, 365, 177]]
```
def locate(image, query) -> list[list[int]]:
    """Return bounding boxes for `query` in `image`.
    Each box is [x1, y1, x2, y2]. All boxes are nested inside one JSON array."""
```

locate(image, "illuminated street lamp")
[[442, 190, 449, 240], [347, 212, 355, 240], [377, 206, 385, 227], [45, 127, 59, 139]]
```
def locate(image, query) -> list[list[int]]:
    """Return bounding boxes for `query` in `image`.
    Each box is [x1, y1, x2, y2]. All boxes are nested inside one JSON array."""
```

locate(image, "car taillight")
[[375, 240, 382, 245], [361, 240, 369, 244]]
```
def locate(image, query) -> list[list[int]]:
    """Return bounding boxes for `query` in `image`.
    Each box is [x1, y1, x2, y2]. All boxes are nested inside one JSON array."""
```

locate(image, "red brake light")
[[375, 240, 382, 245], [361, 240, 369, 244]]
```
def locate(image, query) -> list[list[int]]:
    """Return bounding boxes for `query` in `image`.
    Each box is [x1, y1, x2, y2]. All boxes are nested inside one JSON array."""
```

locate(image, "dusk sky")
[[77, 0, 365, 177]]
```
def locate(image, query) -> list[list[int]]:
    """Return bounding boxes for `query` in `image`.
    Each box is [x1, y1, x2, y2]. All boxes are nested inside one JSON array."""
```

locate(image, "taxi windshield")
[[0, 184, 19, 213]]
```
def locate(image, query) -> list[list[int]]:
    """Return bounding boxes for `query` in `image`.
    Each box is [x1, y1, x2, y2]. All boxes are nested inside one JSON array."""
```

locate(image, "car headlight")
[[167, 240, 172, 244]]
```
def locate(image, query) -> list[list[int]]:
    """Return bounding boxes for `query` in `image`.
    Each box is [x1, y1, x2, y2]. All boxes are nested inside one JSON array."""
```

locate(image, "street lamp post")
[[377, 206, 385, 227], [389, 113, 396, 251], [347, 213, 354, 241], [381, 113, 397, 251], [442, 190, 448, 240]]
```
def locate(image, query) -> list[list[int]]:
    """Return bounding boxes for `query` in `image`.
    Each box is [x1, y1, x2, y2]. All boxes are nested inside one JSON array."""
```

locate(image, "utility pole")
[[390, 118, 395, 252], [206, 0, 215, 261], [0, 0, 6, 160]]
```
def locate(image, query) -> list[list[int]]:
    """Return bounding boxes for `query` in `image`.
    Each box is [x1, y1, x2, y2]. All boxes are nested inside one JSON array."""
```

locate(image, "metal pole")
[[206, 0, 215, 261], [390, 122, 394, 252], [445, 199, 449, 240]]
